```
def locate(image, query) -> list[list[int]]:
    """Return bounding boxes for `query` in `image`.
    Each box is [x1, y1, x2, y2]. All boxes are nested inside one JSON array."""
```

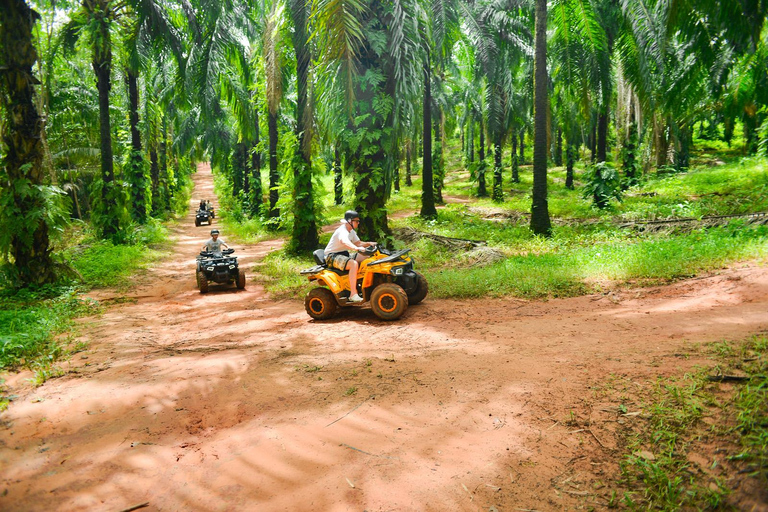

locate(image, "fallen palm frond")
[[617, 211, 768, 233], [394, 226, 486, 249], [394, 227, 505, 268]]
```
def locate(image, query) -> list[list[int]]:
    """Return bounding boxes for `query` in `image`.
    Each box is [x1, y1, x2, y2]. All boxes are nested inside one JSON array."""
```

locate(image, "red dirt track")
[[1, 164, 767, 511]]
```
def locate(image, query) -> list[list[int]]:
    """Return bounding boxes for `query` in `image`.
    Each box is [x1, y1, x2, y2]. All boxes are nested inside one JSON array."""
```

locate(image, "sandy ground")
[[1, 164, 767, 512]]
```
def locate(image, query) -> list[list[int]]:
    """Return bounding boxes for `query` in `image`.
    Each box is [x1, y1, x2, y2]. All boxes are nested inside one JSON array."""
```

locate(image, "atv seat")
[[312, 249, 347, 275]]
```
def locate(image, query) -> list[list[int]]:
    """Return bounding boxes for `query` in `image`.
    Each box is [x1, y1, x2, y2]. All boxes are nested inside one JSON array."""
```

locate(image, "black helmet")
[[210, 229, 220, 235], [344, 210, 360, 222]]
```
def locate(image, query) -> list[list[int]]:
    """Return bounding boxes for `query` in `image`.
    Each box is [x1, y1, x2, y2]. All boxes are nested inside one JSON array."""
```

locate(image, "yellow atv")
[[301, 245, 428, 321]]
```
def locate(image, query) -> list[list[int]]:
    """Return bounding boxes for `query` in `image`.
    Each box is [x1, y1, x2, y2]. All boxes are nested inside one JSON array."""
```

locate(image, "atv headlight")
[[206, 266, 214, 271], [229, 265, 235, 269], [391, 267, 404, 276]]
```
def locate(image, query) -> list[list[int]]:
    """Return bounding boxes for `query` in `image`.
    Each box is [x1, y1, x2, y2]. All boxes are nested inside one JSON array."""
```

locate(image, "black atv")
[[195, 208, 212, 226], [196, 248, 246, 293]]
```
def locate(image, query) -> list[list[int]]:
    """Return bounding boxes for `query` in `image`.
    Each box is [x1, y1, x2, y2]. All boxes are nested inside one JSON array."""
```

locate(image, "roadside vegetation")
[[248, 140, 768, 300], [0, 218, 175, 379], [607, 336, 768, 510]]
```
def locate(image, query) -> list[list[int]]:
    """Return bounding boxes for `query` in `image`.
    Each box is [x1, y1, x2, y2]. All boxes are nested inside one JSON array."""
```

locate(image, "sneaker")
[[348, 294, 363, 303]]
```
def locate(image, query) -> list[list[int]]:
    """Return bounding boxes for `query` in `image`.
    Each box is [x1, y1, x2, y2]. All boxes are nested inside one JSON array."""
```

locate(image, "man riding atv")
[[324, 210, 376, 303]]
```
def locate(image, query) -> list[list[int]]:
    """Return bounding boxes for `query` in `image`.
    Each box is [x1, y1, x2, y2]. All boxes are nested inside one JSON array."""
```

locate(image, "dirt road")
[[2, 164, 767, 511]]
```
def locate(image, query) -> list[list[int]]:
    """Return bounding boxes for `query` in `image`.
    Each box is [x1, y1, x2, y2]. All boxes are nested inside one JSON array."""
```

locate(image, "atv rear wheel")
[[406, 271, 429, 305], [370, 283, 408, 321], [197, 271, 208, 293], [236, 269, 246, 289], [305, 287, 337, 320]]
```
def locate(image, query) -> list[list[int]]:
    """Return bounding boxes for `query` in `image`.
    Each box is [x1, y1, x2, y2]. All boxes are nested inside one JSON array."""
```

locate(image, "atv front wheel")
[[197, 271, 209, 293], [406, 271, 429, 305], [370, 283, 408, 321], [195, 219, 200, 227], [236, 269, 246, 289], [305, 287, 337, 320]]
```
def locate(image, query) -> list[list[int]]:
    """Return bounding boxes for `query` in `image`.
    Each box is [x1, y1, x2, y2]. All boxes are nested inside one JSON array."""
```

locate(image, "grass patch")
[[0, 221, 171, 372], [0, 286, 99, 372], [251, 249, 316, 299], [418, 223, 768, 299], [616, 336, 768, 510]]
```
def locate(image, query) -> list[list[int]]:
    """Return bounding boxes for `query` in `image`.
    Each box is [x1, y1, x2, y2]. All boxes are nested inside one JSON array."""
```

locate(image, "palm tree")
[[62, 0, 130, 240], [530, 0, 551, 235], [313, 0, 422, 239], [287, 0, 319, 253], [0, 0, 58, 285], [263, 0, 286, 225], [121, 0, 183, 223]]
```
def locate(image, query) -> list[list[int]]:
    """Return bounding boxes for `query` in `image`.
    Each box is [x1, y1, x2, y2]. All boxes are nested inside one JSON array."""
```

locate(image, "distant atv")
[[196, 248, 246, 293], [300, 245, 428, 321], [195, 208, 212, 226]]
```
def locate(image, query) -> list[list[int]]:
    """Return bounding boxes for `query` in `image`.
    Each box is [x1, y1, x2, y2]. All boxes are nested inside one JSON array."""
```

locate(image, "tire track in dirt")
[[1, 163, 767, 511]]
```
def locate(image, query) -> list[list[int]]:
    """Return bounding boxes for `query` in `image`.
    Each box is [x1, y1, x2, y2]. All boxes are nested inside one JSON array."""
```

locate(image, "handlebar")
[[200, 248, 235, 257]]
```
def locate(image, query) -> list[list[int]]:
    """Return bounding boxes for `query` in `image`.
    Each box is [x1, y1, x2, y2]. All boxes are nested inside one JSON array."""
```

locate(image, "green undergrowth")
[[0, 286, 98, 377], [417, 222, 768, 298], [225, 141, 767, 302], [0, 220, 170, 374], [615, 335, 768, 510]]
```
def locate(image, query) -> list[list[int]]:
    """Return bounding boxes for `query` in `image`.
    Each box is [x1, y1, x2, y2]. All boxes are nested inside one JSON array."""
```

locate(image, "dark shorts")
[[325, 251, 351, 271]]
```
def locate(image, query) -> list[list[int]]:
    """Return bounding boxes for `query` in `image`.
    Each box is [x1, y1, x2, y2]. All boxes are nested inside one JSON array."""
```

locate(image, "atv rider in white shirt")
[[202, 229, 229, 256], [324, 210, 375, 303]]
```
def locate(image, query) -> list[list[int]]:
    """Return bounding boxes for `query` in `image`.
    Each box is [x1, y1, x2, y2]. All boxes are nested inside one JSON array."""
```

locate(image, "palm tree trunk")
[[93, 14, 118, 237], [420, 55, 437, 218], [511, 134, 519, 183], [432, 116, 444, 204], [268, 110, 280, 223], [289, 0, 318, 253], [597, 108, 608, 162], [159, 114, 168, 210], [149, 143, 160, 214], [519, 131, 525, 164], [555, 128, 563, 166], [478, 121, 488, 197], [492, 136, 503, 202], [565, 143, 575, 189], [249, 111, 262, 217], [334, 146, 343, 204], [530, 0, 552, 236], [125, 69, 148, 223], [0, 0, 56, 285], [405, 141, 412, 186]]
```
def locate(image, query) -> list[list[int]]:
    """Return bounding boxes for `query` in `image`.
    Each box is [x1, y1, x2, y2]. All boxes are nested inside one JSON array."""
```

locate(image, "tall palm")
[[313, 0, 422, 240], [121, 0, 183, 223], [530, 0, 551, 235], [465, 0, 533, 202], [0, 0, 57, 285], [287, 0, 319, 252], [62, 0, 130, 239], [263, 0, 286, 225]]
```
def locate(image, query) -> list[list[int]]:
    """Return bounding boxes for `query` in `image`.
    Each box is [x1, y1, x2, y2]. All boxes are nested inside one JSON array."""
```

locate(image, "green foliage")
[[617, 336, 768, 509], [0, 285, 99, 371], [251, 249, 315, 299], [729, 337, 768, 479], [583, 162, 623, 209], [89, 178, 132, 243], [123, 150, 151, 223], [0, 171, 70, 261], [66, 238, 161, 289]]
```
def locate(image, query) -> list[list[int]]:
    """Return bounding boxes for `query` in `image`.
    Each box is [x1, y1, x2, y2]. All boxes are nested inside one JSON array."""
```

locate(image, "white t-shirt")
[[325, 223, 360, 254], [203, 237, 227, 254]]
